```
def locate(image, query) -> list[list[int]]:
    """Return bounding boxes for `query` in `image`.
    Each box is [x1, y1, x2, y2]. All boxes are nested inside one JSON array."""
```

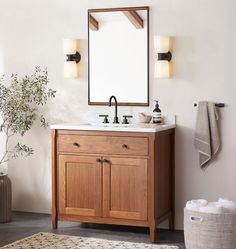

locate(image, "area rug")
[[1, 232, 179, 249]]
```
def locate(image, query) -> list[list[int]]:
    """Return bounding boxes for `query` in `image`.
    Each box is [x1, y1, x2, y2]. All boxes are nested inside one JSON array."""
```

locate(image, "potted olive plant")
[[0, 67, 56, 222]]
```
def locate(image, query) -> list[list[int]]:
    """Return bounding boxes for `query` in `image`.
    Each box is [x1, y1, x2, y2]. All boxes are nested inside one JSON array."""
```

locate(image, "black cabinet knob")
[[73, 142, 80, 147], [96, 158, 102, 163], [103, 159, 110, 164], [122, 144, 128, 149]]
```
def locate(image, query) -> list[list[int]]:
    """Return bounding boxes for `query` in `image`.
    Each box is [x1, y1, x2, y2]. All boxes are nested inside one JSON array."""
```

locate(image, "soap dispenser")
[[152, 100, 162, 124]]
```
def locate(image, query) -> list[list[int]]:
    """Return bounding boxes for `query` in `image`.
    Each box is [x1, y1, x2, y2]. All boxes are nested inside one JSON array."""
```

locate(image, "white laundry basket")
[[184, 208, 236, 249]]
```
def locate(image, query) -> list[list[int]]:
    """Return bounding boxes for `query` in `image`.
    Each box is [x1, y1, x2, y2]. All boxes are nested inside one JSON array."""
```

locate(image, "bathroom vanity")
[[51, 123, 175, 242]]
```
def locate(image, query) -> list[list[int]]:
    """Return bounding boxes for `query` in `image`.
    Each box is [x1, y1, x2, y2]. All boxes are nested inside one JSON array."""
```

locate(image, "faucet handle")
[[99, 114, 109, 124], [122, 115, 133, 124]]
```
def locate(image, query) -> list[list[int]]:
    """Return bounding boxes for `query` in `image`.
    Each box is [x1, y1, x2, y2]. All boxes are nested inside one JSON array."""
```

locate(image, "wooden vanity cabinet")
[[51, 129, 175, 243]]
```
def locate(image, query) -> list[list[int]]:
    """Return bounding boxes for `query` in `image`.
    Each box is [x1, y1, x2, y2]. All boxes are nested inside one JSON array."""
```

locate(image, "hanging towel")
[[194, 101, 220, 169]]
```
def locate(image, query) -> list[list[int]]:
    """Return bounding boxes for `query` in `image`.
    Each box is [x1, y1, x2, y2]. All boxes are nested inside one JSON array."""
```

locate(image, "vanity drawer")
[[57, 135, 148, 156]]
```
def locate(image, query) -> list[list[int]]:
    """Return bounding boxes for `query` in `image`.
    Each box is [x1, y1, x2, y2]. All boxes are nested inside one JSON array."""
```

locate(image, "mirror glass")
[[88, 7, 149, 106]]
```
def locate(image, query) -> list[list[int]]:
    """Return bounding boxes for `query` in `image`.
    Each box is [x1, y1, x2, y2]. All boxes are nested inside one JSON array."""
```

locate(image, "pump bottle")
[[153, 100, 162, 124]]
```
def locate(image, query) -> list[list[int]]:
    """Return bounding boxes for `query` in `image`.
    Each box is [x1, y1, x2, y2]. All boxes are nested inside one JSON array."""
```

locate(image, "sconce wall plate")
[[66, 51, 81, 64], [158, 51, 172, 62]]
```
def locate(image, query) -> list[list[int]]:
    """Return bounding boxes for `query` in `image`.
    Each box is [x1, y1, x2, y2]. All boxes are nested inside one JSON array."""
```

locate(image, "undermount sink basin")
[[89, 123, 134, 128]]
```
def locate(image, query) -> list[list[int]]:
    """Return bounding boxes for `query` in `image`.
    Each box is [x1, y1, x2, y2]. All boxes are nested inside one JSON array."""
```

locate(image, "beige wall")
[[0, 0, 235, 229]]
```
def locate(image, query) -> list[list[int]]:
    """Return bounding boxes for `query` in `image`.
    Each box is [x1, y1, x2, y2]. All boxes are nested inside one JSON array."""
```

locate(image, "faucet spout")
[[109, 95, 119, 124]]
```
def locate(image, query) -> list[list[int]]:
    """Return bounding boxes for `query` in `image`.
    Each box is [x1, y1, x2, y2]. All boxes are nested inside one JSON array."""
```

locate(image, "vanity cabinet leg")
[[52, 213, 58, 229], [169, 130, 175, 231], [51, 129, 58, 230], [169, 213, 175, 230], [149, 224, 156, 243]]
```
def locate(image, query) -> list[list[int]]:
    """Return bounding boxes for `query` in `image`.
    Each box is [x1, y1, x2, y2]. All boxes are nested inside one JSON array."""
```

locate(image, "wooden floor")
[[0, 212, 185, 248]]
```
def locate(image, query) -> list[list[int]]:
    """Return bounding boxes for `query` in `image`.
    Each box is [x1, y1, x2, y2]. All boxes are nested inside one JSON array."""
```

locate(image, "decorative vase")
[[0, 174, 12, 222]]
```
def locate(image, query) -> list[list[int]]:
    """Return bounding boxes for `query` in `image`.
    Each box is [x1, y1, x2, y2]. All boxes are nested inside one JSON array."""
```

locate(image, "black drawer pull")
[[73, 142, 80, 147], [122, 144, 128, 149]]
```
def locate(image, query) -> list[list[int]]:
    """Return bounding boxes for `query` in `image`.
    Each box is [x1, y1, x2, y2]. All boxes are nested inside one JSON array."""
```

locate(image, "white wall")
[[0, 0, 235, 229]]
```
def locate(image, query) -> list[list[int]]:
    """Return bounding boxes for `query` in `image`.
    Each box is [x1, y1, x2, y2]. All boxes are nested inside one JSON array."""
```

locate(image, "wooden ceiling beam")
[[123, 10, 144, 29], [89, 14, 99, 31]]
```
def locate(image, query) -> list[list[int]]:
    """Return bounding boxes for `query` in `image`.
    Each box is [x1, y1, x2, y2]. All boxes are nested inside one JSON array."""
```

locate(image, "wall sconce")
[[154, 36, 172, 78], [63, 39, 81, 78]]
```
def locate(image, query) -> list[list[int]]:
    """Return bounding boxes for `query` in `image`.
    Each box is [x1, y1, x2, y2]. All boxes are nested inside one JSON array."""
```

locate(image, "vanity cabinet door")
[[103, 157, 148, 221], [58, 155, 102, 217]]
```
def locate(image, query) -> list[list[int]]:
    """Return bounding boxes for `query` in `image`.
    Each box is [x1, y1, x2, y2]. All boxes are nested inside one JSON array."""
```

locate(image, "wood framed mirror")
[[88, 6, 149, 106]]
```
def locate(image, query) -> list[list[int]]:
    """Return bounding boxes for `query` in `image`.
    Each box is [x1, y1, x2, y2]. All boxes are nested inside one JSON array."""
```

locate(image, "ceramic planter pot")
[[0, 174, 12, 222]]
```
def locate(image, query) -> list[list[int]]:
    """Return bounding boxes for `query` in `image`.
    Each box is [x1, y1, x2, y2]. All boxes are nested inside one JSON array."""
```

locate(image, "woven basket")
[[184, 208, 236, 249]]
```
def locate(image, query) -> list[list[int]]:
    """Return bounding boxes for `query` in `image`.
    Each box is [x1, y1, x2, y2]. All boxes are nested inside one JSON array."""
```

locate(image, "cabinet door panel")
[[103, 157, 147, 221], [58, 155, 102, 217]]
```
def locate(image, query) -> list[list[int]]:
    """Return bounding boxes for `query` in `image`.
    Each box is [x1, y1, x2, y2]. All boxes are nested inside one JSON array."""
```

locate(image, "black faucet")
[[109, 95, 119, 124]]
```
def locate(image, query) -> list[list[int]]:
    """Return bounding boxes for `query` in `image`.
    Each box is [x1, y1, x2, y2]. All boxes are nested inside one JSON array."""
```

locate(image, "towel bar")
[[194, 103, 225, 108]]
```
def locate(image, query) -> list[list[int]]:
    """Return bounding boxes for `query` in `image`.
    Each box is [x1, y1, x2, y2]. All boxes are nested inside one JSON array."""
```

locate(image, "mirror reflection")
[[88, 7, 149, 106]]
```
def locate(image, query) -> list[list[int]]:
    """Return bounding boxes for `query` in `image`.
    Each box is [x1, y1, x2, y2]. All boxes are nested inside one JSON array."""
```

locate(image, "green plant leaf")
[[0, 66, 56, 165]]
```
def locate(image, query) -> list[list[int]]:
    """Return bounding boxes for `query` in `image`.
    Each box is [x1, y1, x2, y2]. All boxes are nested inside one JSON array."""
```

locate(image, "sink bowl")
[[89, 123, 134, 128]]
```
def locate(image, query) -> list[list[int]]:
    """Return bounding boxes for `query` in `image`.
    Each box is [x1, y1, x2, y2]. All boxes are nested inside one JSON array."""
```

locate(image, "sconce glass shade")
[[154, 36, 170, 53], [63, 39, 77, 54], [155, 61, 170, 78], [64, 61, 78, 78]]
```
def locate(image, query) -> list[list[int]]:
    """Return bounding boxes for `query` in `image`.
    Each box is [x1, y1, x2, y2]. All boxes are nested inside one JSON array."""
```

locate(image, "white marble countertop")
[[50, 123, 176, 133]]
